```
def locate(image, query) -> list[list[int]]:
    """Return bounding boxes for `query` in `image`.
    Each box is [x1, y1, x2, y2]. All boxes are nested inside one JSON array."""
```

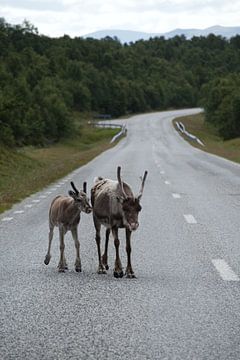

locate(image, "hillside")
[[83, 25, 240, 43], [1, 20, 240, 149]]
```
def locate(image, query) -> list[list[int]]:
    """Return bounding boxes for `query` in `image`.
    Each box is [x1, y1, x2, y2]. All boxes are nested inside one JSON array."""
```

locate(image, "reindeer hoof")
[[98, 269, 107, 274], [126, 273, 136, 279], [44, 255, 51, 265], [75, 267, 81, 272], [58, 267, 65, 273], [114, 271, 124, 278], [105, 265, 109, 270]]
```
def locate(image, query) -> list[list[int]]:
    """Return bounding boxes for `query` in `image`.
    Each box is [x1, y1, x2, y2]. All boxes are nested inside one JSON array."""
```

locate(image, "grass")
[[0, 119, 120, 213], [173, 113, 240, 164]]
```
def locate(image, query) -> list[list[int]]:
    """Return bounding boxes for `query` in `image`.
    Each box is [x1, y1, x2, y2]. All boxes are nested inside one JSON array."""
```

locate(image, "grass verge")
[[173, 113, 240, 164], [0, 122, 120, 213]]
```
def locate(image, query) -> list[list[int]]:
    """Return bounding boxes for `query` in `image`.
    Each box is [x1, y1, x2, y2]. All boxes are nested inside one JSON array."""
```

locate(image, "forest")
[[0, 19, 240, 146]]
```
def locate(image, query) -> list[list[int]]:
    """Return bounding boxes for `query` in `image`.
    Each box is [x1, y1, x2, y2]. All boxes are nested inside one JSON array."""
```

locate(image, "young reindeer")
[[44, 181, 92, 272], [91, 166, 148, 278]]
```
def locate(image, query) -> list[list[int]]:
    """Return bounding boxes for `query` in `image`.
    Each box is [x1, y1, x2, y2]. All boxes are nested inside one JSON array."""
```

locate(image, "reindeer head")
[[117, 166, 148, 231], [69, 181, 92, 214]]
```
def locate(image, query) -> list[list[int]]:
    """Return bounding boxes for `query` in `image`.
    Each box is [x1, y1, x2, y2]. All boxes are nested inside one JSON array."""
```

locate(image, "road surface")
[[1, 109, 240, 359]]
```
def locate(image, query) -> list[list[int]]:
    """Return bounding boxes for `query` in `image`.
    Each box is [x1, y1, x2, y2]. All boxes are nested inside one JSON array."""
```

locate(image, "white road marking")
[[164, 180, 170, 185], [2, 217, 13, 222], [32, 199, 40, 203], [172, 193, 181, 199], [25, 204, 33, 208], [13, 210, 24, 214], [160, 171, 165, 174], [212, 259, 240, 281], [39, 195, 47, 199], [184, 214, 197, 224]]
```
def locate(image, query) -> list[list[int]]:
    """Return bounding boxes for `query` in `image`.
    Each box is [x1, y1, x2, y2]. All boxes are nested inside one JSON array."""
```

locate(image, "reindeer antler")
[[70, 181, 79, 195], [138, 170, 148, 200], [83, 181, 87, 193], [117, 166, 127, 199]]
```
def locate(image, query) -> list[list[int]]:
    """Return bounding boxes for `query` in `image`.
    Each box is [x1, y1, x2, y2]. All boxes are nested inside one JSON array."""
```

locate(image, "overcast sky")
[[1, 0, 239, 37]]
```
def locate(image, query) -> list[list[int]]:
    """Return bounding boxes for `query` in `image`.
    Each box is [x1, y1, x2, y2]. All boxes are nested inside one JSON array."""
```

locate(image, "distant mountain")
[[83, 25, 240, 43]]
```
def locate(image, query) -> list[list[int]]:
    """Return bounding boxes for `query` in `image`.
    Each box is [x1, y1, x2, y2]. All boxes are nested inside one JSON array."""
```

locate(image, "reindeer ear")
[[116, 196, 124, 204], [68, 190, 77, 199]]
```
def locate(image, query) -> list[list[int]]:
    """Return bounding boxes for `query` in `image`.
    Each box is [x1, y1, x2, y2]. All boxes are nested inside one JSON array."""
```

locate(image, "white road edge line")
[[212, 259, 240, 281], [172, 193, 181, 199], [184, 214, 197, 224]]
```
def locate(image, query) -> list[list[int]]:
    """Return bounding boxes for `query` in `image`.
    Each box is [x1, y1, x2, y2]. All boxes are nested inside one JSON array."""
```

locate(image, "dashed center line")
[[25, 204, 33, 208], [164, 180, 170, 185], [32, 199, 40, 203], [1, 217, 13, 222], [212, 259, 240, 281], [13, 210, 24, 214], [172, 193, 181, 199], [184, 214, 197, 224], [39, 195, 47, 199]]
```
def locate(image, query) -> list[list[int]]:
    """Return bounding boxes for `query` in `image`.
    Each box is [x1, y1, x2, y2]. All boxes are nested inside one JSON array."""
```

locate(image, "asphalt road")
[[1, 109, 240, 360]]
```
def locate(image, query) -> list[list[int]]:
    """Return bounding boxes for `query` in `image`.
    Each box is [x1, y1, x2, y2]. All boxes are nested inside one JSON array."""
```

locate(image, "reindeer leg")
[[71, 227, 81, 272], [63, 254, 68, 270], [125, 229, 136, 278], [44, 224, 54, 265], [58, 227, 66, 272], [94, 215, 106, 274], [112, 227, 123, 278], [101, 228, 110, 270]]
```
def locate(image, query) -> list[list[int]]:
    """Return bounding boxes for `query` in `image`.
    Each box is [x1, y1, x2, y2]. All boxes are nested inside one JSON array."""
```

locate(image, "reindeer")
[[91, 166, 148, 278], [44, 181, 92, 272]]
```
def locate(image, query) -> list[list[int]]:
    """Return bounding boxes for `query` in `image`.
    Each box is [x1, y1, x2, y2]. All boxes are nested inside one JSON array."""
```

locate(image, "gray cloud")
[[1, 0, 65, 12], [1, 0, 239, 37]]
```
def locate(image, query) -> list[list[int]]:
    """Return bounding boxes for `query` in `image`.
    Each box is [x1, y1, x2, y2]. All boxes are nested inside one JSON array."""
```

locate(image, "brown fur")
[[91, 166, 147, 278], [44, 182, 92, 272]]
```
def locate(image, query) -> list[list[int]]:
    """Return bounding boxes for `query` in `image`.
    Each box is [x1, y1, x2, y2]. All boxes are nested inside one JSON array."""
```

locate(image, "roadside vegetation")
[[173, 113, 240, 164], [0, 120, 119, 213]]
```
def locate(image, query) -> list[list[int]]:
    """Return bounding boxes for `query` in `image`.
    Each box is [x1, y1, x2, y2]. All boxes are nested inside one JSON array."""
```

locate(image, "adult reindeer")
[[44, 181, 92, 272], [91, 166, 148, 278]]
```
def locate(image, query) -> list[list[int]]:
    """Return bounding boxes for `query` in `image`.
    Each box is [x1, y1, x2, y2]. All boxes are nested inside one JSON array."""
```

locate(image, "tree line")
[[0, 19, 240, 146]]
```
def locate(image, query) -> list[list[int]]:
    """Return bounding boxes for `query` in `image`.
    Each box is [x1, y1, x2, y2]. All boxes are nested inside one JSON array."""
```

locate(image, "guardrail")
[[89, 121, 127, 143], [175, 121, 204, 146]]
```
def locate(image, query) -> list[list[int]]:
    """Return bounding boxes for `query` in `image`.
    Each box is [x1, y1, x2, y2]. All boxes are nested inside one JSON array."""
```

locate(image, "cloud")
[[1, 0, 239, 37], [1, 0, 65, 12]]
